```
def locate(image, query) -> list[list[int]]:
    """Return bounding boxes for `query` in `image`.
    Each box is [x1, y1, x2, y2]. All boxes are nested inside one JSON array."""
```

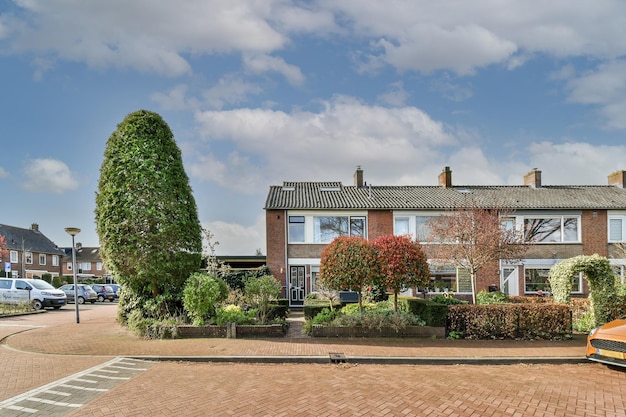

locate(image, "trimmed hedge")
[[399, 297, 448, 327], [304, 302, 341, 320], [448, 304, 572, 340]]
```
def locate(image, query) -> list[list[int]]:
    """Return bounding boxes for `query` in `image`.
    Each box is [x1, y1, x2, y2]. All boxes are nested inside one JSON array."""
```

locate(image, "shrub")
[[431, 295, 468, 305], [182, 272, 229, 326], [476, 290, 508, 305], [244, 275, 281, 324], [215, 304, 257, 326], [400, 297, 448, 327]]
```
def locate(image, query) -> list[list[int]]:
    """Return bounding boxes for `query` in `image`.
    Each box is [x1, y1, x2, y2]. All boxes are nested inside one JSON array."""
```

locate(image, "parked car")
[[90, 284, 116, 302], [108, 284, 121, 298], [586, 315, 626, 368], [0, 278, 66, 310], [58, 284, 98, 304]]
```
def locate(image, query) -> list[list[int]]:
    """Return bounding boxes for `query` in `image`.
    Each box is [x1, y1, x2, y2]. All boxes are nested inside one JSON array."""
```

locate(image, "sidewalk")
[[0, 305, 589, 365]]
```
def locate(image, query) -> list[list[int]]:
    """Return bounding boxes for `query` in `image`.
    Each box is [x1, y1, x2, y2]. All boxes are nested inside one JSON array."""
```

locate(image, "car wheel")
[[97, 295, 104, 302], [32, 300, 43, 310], [77, 296, 85, 304]]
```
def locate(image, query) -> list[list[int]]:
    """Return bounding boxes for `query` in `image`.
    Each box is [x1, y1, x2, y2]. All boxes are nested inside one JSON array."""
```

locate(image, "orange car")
[[586, 316, 626, 368]]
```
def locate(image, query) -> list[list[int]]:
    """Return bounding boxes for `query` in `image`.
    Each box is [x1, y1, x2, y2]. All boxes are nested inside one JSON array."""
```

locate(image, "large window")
[[524, 216, 579, 243], [10, 251, 18, 263], [393, 215, 438, 242], [39, 254, 46, 265], [52, 255, 59, 267], [288, 216, 305, 243], [427, 266, 472, 293], [314, 216, 365, 243], [524, 267, 582, 294]]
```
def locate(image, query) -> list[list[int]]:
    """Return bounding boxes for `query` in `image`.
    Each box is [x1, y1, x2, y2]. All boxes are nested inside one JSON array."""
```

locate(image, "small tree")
[[428, 206, 528, 304], [182, 272, 229, 325], [319, 236, 380, 316], [245, 275, 281, 324], [372, 235, 429, 312]]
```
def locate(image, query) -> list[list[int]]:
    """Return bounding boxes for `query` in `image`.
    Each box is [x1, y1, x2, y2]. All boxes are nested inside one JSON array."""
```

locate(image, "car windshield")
[[29, 280, 55, 290]]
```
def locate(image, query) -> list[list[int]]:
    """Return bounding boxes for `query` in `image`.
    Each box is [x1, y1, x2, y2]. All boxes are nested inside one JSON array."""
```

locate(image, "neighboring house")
[[0, 223, 64, 279], [61, 244, 110, 282], [265, 166, 626, 306]]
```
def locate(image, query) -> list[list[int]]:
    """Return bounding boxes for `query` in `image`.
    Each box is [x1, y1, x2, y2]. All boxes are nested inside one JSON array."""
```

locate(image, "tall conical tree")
[[95, 110, 202, 303]]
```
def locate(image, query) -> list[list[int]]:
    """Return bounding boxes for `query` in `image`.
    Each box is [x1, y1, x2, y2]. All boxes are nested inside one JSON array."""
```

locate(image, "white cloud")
[[3, 0, 290, 76], [191, 96, 457, 190], [377, 81, 409, 106], [202, 75, 264, 109], [243, 53, 305, 86], [20, 158, 80, 194], [526, 141, 626, 184], [203, 214, 265, 256], [565, 60, 626, 129], [0, 166, 8, 179]]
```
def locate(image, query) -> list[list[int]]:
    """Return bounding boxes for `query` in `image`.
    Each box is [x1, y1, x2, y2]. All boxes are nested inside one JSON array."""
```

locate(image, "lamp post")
[[65, 227, 81, 324]]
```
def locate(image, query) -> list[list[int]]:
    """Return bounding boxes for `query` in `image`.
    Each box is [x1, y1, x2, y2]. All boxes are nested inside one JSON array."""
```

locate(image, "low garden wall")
[[176, 323, 287, 339], [310, 325, 445, 338]]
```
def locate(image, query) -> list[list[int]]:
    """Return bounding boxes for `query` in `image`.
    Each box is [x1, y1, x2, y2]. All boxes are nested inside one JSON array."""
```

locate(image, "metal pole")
[[71, 234, 79, 324], [65, 227, 81, 324]]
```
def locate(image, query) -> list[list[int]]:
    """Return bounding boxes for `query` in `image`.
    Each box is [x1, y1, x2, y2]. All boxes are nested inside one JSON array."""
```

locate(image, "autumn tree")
[[319, 236, 380, 316], [428, 206, 528, 304], [372, 235, 429, 312], [95, 110, 202, 323]]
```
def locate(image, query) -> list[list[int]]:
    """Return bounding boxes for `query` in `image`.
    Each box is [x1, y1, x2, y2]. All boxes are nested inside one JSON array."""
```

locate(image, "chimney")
[[524, 168, 542, 188], [608, 170, 626, 188], [438, 166, 452, 188], [31, 223, 39, 232], [354, 165, 364, 187]]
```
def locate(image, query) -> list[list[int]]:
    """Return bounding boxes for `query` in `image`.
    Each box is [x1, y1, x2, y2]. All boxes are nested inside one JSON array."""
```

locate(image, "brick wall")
[[367, 210, 393, 240], [265, 209, 287, 296], [581, 209, 608, 257]]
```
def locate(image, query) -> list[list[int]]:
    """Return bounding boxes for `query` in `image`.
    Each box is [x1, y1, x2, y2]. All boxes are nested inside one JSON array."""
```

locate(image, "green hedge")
[[399, 297, 448, 327], [304, 302, 341, 320], [448, 304, 572, 340]]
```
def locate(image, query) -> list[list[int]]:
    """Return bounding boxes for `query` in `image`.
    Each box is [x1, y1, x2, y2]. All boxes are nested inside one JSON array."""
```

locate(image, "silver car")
[[58, 284, 98, 304]]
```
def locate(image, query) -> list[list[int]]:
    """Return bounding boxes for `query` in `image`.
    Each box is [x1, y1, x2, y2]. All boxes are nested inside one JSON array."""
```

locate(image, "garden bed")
[[310, 325, 445, 338]]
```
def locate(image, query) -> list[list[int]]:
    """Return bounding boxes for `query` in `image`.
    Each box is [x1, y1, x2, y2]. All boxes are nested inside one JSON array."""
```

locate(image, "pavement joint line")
[[73, 378, 99, 384], [88, 373, 131, 380], [59, 384, 107, 392], [43, 390, 71, 397], [0, 357, 124, 411], [6, 405, 37, 413], [26, 396, 82, 408]]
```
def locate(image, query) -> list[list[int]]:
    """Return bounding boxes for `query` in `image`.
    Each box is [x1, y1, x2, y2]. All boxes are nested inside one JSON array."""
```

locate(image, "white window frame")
[[608, 211, 626, 242], [80, 262, 91, 271], [523, 263, 582, 294], [287, 211, 368, 244], [10, 250, 18, 263], [393, 212, 444, 243], [96, 262, 103, 271], [288, 216, 305, 243], [25, 252, 33, 264], [521, 214, 581, 243], [52, 255, 59, 267], [67, 262, 72, 271], [39, 254, 46, 265]]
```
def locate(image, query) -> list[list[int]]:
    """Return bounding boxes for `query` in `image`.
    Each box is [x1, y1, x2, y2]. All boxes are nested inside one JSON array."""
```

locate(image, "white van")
[[0, 278, 67, 310]]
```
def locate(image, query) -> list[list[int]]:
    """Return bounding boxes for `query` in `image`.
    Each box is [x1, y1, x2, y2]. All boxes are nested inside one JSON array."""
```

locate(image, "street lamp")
[[65, 227, 81, 324]]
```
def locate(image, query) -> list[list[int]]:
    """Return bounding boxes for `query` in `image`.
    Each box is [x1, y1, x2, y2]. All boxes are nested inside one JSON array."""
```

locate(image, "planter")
[[176, 323, 287, 339], [310, 325, 445, 338]]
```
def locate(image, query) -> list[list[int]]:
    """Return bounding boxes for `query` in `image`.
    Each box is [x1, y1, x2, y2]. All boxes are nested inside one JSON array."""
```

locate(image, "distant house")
[[61, 244, 111, 282], [265, 166, 626, 306], [0, 223, 65, 279]]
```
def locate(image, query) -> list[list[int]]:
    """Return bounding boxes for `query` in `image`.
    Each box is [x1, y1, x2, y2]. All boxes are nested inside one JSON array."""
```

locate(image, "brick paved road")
[[67, 361, 626, 417], [2, 304, 625, 416]]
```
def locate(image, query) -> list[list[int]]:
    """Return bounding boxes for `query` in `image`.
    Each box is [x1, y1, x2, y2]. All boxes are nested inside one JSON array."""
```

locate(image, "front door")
[[500, 267, 519, 296], [289, 266, 305, 306]]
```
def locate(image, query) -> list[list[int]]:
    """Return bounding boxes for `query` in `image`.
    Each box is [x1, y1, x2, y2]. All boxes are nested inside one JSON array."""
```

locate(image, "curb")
[[126, 355, 589, 365]]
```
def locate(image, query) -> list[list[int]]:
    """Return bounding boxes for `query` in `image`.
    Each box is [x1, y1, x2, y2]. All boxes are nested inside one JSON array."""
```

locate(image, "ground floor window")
[[524, 266, 582, 294], [427, 266, 472, 293]]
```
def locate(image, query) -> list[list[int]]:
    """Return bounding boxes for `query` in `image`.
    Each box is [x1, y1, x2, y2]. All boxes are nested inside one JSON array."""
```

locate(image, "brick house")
[[61, 244, 111, 283], [264, 166, 626, 306], [0, 223, 64, 279]]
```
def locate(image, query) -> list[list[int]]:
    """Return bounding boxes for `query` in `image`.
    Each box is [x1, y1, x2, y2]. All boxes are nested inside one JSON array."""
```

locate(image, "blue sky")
[[2, 0, 626, 255]]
